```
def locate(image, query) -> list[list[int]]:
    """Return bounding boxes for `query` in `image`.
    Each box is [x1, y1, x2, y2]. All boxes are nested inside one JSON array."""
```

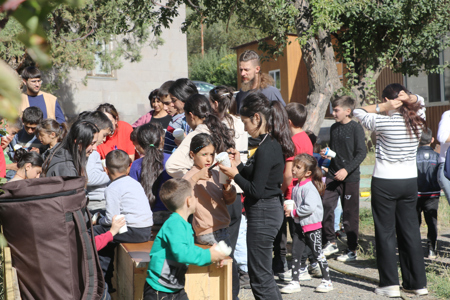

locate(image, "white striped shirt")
[[354, 96, 425, 179]]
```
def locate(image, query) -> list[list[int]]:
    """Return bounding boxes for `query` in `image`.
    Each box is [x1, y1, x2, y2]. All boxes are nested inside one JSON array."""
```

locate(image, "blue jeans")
[[245, 197, 283, 300], [437, 163, 450, 205], [235, 215, 248, 272]]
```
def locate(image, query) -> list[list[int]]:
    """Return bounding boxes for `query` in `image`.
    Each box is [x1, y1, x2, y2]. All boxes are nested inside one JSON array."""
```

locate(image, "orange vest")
[[21, 91, 57, 120]]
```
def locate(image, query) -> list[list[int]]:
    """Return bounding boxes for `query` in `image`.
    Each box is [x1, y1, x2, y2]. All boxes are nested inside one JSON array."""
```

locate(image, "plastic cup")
[[284, 200, 295, 211], [117, 214, 128, 234], [216, 152, 231, 184], [325, 147, 336, 158], [217, 240, 232, 256], [173, 128, 185, 140]]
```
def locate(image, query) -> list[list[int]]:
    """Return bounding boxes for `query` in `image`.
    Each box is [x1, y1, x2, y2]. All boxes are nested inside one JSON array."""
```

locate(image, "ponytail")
[[209, 85, 235, 129], [293, 154, 325, 196], [240, 93, 294, 157], [136, 123, 164, 208]]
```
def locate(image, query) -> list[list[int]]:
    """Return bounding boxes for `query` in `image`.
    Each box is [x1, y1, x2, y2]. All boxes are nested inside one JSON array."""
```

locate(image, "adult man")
[[20, 66, 65, 124], [235, 50, 286, 112]]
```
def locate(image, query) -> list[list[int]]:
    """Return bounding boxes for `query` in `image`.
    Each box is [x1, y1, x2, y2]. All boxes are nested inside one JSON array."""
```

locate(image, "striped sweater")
[[353, 96, 425, 179]]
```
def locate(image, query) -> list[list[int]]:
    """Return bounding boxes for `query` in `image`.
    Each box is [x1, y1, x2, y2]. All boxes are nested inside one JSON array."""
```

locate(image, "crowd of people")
[[0, 50, 442, 300]]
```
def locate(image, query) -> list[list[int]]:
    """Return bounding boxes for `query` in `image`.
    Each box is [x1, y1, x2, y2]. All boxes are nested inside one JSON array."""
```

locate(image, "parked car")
[[193, 80, 216, 95]]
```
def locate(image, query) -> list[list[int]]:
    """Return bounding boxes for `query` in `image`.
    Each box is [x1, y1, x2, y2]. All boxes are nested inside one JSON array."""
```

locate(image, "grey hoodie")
[[291, 180, 323, 231]]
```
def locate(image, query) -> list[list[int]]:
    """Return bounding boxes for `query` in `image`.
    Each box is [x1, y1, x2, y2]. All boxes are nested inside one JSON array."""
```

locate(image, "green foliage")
[[189, 47, 237, 88]]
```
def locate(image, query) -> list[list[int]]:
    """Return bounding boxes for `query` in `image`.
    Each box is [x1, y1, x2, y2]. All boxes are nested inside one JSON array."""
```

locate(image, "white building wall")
[[58, 5, 188, 124]]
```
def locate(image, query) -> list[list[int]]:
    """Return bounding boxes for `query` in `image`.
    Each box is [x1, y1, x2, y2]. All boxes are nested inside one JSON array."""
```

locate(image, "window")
[[404, 47, 450, 103], [269, 69, 281, 90], [87, 39, 114, 77]]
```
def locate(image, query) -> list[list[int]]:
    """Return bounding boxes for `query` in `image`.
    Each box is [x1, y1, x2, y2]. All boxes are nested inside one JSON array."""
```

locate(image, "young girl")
[[282, 153, 333, 293], [9, 148, 44, 182], [35, 119, 67, 160], [129, 123, 172, 225], [183, 133, 236, 245]]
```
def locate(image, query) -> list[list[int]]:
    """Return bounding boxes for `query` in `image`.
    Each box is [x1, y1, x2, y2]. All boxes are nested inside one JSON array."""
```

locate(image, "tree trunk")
[[351, 67, 384, 107], [295, 0, 342, 135]]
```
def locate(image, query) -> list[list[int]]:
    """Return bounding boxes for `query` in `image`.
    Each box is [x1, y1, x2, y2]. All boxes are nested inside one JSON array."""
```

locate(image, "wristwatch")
[[376, 103, 380, 113]]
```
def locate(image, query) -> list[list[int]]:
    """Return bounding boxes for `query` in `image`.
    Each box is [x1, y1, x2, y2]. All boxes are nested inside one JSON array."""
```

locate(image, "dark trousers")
[[291, 226, 330, 281], [94, 225, 152, 288], [227, 194, 242, 300], [245, 198, 283, 300], [272, 216, 296, 273], [371, 177, 427, 289], [143, 282, 188, 300], [417, 196, 439, 250], [322, 178, 360, 250]]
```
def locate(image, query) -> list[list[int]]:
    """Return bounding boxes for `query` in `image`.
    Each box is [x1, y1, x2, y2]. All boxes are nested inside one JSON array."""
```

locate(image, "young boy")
[[416, 128, 440, 259], [144, 178, 226, 299], [321, 96, 366, 261], [273, 103, 313, 281], [94, 149, 153, 289], [1, 117, 23, 179]]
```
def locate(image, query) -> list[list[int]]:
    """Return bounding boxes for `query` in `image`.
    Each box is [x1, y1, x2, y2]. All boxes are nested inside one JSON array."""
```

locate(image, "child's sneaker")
[[308, 263, 322, 278], [323, 242, 339, 256], [280, 281, 301, 294], [276, 269, 292, 282], [374, 285, 401, 297], [298, 267, 312, 281], [315, 280, 333, 293], [337, 249, 357, 262]]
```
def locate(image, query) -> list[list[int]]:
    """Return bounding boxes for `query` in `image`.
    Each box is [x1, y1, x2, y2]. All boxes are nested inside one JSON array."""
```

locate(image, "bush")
[[189, 47, 237, 89]]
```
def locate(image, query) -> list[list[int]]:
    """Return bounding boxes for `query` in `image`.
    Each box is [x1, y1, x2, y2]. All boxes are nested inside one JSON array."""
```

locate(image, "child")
[[416, 128, 440, 259], [93, 149, 153, 289], [129, 123, 172, 225], [320, 96, 366, 261], [144, 178, 227, 299], [9, 107, 47, 155], [8, 148, 44, 182], [182, 133, 236, 246], [274, 103, 313, 280], [35, 119, 67, 160], [282, 154, 333, 293], [1, 117, 23, 179]]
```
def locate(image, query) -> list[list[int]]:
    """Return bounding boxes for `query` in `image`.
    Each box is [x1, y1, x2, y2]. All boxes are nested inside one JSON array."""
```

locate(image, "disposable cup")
[[216, 152, 231, 184], [325, 147, 336, 158], [217, 240, 232, 256], [173, 128, 185, 140], [284, 200, 295, 211], [117, 214, 128, 234]]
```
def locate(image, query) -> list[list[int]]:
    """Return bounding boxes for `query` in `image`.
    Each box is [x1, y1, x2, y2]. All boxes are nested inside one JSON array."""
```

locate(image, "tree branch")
[[61, 27, 95, 42], [152, 0, 170, 9]]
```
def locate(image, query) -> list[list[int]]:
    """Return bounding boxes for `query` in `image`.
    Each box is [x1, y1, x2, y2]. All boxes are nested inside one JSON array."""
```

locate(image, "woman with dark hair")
[[96, 103, 135, 161], [354, 83, 428, 297], [9, 148, 44, 182], [164, 78, 199, 155], [219, 92, 295, 300], [44, 120, 99, 177], [165, 94, 234, 178]]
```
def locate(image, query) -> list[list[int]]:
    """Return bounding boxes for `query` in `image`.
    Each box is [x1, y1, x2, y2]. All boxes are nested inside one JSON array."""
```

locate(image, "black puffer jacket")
[[416, 146, 440, 194], [45, 147, 78, 177]]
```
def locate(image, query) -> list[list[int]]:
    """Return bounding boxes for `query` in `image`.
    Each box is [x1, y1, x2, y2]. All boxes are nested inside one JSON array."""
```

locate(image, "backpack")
[[0, 176, 105, 300]]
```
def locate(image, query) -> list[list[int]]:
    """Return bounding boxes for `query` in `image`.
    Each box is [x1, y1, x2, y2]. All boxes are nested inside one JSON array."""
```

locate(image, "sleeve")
[[293, 188, 314, 217], [86, 152, 110, 186], [165, 132, 196, 178], [132, 112, 152, 128], [54, 101, 66, 124], [166, 223, 211, 266], [222, 185, 237, 205], [353, 108, 377, 131], [129, 161, 141, 181], [437, 111, 450, 144], [121, 122, 136, 155], [344, 124, 367, 174], [0, 150, 6, 178], [7, 135, 18, 160], [100, 187, 121, 226], [233, 143, 276, 199], [94, 231, 113, 251]]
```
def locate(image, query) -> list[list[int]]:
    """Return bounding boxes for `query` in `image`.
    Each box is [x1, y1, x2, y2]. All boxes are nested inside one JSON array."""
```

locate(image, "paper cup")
[[216, 152, 231, 184], [284, 200, 295, 211], [217, 240, 232, 256], [101, 159, 106, 168], [117, 214, 128, 234], [173, 128, 185, 140], [325, 147, 336, 158]]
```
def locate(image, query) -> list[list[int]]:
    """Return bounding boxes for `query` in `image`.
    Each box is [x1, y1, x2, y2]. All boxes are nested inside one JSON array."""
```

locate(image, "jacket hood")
[[47, 147, 74, 170]]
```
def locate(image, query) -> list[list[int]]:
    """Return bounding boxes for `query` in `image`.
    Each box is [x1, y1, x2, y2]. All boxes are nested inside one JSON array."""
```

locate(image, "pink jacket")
[[132, 111, 154, 128]]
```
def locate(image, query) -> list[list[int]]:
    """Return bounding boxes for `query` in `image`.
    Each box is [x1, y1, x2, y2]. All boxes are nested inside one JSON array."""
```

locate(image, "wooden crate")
[[2, 246, 21, 300], [112, 241, 232, 300]]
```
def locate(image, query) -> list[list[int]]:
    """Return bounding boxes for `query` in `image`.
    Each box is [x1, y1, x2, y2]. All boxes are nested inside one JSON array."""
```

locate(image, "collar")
[[111, 174, 127, 183], [299, 178, 312, 187]]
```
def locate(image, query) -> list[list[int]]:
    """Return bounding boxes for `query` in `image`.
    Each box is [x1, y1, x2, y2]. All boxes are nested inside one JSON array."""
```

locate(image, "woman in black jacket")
[[43, 120, 99, 178], [220, 93, 294, 300]]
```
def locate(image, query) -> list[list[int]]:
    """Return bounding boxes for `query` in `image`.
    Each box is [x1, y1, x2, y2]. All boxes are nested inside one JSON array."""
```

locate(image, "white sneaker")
[[315, 280, 333, 293], [374, 285, 401, 298], [308, 263, 322, 278], [337, 249, 357, 262], [276, 269, 292, 282], [323, 242, 339, 256], [298, 267, 312, 281], [402, 287, 428, 296], [280, 281, 301, 294]]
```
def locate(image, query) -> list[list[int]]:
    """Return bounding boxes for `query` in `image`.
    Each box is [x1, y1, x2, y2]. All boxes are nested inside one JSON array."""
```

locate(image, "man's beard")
[[241, 77, 256, 92]]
